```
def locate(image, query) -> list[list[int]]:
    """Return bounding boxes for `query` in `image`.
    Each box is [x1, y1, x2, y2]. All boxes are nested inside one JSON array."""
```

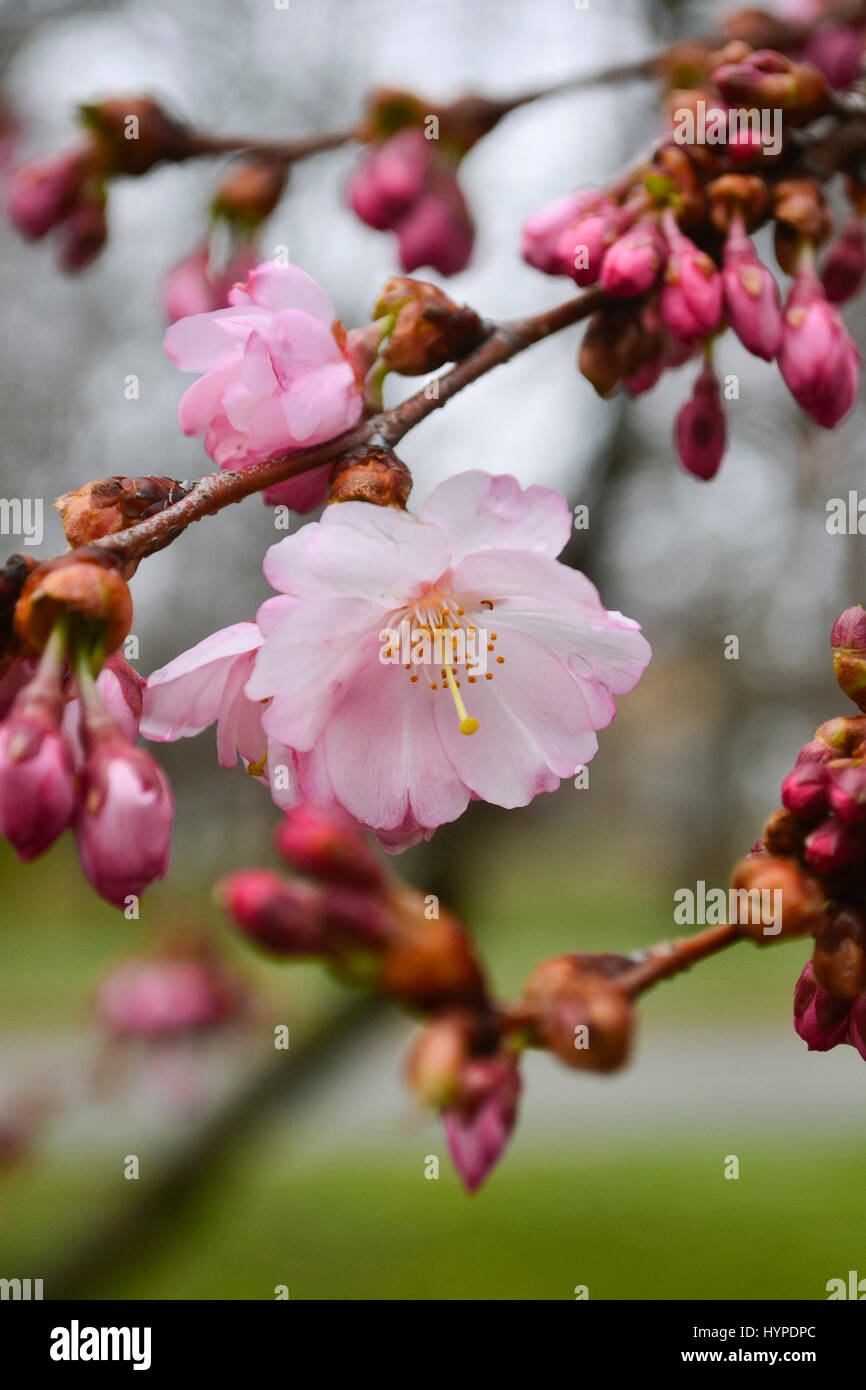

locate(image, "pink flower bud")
[[660, 214, 723, 341], [8, 149, 85, 239], [781, 759, 830, 818], [802, 25, 866, 90], [0, 703, 77, 860], [320, 885, 392, 946], [803, 816, 862, 873], [274, 803, 384, 891], [722, 219, 783, 360], [162, 245, 218, 322], [394, 173, 473, 276], [443, 1055, 521, 1194], [795, 739, 835, 766], [778, 264, 860, 428], [820, 217, 866, 304], [219, 869, 326, 956], [555, 204, 623, 287], [600, 221, 666, 297], [794, 960, 853, 1051], [348, 128, 431, 231], [675, 361, 726, 480], [832, 605, 866, 710], [75, 740, 173, 907], [828, 763, 866, 823], [520, 189, 601, 274], [98, 955, 241, 1037], [57, 196, 108, 272]]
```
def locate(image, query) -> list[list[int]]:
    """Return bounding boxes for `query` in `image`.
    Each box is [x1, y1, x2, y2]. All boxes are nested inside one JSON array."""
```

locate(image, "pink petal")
[[419, 471, 572, 561]]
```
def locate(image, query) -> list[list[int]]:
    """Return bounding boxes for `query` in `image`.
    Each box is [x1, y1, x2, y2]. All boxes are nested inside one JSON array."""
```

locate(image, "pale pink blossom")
[[245, 471, 651, 850], [140, 615, 297, 807], [163, 260, 364, 511]]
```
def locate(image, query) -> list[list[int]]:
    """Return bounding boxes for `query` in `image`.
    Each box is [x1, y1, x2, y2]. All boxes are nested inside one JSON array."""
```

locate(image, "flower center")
[[382, 592, 505, 736]]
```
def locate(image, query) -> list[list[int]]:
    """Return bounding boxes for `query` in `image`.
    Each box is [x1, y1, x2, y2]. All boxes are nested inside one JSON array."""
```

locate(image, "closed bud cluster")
[[349, 94, 473, 276]]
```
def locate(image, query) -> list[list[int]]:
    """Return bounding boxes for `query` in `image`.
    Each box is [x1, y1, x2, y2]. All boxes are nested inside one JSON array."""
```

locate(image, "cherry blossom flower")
[[140, 614, 297, 808], [244, 471, 651, 850], [163, 260, 364, 512]]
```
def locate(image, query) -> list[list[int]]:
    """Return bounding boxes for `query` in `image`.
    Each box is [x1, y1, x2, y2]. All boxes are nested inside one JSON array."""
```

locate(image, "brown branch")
[[86, 288, 607, 570], [618, 923, 743, 998]]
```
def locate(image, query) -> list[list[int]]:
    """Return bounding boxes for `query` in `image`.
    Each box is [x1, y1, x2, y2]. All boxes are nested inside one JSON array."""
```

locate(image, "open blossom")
[[140, 614, 298, 808], [243, 471, 650, 851], [163, 260, 364, 512]]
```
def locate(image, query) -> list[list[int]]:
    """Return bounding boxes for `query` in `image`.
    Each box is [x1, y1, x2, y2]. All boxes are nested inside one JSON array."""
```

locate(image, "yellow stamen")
[[247, 755, 267, 777], [443, 663, 478, 735]]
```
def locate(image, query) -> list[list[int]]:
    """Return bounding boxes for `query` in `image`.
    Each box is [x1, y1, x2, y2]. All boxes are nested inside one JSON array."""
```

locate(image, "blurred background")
[[1, 0, 864, 1300]]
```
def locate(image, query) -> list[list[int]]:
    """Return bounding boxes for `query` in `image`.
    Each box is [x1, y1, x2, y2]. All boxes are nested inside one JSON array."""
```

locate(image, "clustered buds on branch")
[[219, 801, 642, 1190], [0, 546, 171, 906], [522, 22, 866, 477]]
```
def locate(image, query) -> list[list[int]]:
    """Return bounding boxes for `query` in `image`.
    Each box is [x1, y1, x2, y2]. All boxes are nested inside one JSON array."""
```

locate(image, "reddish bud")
[[820, 217, 866, 305], [600, 220, 666, 297], [778, 266, 859, 429], [443, 1054, 521, 1193], [803, 817, 862, 874], [0, 683, 77, 860], [780, 759, 830, 819], [56, 191, 108, 272], [8, 148, 88, 239], [827, 762, 866, 824], [722, 218, 783, 361], [832, 607, 866, 711], [211, 160, 287, 230], [320, 886, 392, 947], [521, 189, 603, 274], [328, 446, 412, 509], [219, 869, 326, 956], [98, 954, 241, 1037], [380, 890, 486, 1010], [275, 802, 384, 891], [794, 960, 854, 1051], [522, 954, 634, 1073], [675, 361, 726, 481], [659, 213, 722, 341]]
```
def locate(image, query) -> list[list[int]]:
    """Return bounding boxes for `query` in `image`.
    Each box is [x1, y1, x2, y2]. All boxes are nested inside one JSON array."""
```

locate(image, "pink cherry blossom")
[[140, 615, 298, 808], [163, 260, 364, 511], [245, 471, 651, 851]]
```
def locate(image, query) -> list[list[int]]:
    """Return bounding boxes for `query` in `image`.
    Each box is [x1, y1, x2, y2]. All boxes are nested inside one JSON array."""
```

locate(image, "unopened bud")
[[803, 817, 863, 874], [730, 854, 826, 941], [706, 173, 768, 234], [813, 909, 866, 1000], [831, 607, 866, 711], [14, 558, 133, 655], [675, 361, 726, 481], [380, 889, 487, 1010], [211, 159, 288, 230], [374, 276, 486, 374], [78, 96, 193, 176], [55, 475, 189, 548], [794, 960, 853, 1051], [820, 217, 866, 305], [320, 885, 392, 947], [218, 869, 326, 956], [275, 803, 384, 891], [328, 446, 412, 508], [521, 954, 634, 1072], [780, 758, 830, 819]]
